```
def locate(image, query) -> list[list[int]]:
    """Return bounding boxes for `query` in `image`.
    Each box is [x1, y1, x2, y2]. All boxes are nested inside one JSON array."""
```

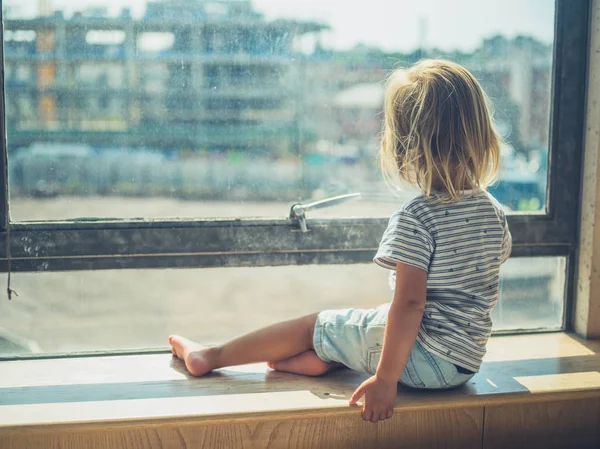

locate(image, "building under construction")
[[3, 0, 326, 154]]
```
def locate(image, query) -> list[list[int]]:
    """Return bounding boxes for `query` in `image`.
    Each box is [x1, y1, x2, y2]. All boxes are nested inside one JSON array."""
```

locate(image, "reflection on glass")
[[4, 0, 554, 220], [0, 257, 564, 357]]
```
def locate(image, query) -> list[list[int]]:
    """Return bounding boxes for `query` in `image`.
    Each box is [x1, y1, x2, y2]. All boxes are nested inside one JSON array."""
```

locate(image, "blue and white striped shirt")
[[374, 190, 512, 372]]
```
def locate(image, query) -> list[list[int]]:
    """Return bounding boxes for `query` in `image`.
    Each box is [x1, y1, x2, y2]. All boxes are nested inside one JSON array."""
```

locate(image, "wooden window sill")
[[1, 332, 599, 431]]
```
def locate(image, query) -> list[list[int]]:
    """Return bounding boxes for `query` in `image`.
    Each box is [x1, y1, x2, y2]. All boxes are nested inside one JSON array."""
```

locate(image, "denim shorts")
[[313, 303, 475, 389]]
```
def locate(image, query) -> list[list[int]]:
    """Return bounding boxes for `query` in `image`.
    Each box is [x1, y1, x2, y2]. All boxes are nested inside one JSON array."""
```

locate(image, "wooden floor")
[[1, 333, 599, 448]]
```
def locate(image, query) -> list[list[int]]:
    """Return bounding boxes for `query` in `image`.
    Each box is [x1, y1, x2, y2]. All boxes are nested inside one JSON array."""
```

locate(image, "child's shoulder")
[[395, 190, 505, 219], [389, 195, 428, 219]]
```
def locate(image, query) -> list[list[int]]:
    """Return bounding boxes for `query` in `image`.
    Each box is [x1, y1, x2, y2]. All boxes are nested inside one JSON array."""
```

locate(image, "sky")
[[4, 0, 555, 52]]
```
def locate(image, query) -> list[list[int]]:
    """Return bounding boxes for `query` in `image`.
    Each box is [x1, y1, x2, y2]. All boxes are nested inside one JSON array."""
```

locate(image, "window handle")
[[289, 193, 361, 233]]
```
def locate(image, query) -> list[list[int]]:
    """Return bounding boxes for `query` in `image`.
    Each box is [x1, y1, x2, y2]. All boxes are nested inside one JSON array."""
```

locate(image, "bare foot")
[[267, 350, 340, 376], [169, 335, 220, 377]]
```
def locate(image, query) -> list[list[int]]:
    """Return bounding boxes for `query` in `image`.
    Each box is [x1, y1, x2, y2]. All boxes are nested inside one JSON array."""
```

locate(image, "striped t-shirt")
[[374, 190, 512, 372]]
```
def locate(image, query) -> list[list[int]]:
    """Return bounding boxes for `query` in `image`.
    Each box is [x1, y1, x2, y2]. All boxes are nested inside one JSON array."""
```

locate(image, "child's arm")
[[377, 261, 428, 380], [349, 261, 427, 422]]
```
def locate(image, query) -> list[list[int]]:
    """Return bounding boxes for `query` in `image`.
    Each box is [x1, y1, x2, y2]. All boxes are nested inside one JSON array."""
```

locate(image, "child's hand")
[[349, 374, 397, 422]]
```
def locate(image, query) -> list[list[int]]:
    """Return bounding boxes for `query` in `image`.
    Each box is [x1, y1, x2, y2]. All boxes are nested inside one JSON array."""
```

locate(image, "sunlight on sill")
[[1, 390, 351, 428], [0, 356, 276, 389], [515, 372, 600, 393], [483, 333, 596, 362]]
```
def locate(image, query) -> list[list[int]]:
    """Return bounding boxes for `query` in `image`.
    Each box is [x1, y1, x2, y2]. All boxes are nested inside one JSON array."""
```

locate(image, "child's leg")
[[169, 313, 332, 377], [267, 350, 341, 376]]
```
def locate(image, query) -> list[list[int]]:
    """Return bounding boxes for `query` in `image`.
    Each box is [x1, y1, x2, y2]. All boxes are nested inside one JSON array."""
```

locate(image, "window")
[[0, 258, 566, 356], [0, 0, 588, 357]]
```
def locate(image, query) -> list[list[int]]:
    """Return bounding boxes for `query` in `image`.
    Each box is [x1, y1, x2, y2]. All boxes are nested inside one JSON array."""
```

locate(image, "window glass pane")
[[0, 257, 564, 357], [4, 0, 554, 221], [493, 257, 565, 332]]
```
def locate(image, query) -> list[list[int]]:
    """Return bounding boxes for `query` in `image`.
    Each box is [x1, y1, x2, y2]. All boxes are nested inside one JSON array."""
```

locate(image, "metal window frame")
[[0, 1, 589, 317]]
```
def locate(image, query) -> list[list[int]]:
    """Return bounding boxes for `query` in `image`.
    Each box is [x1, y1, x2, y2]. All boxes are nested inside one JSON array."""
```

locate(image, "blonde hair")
[[380, 59, 501, 200]]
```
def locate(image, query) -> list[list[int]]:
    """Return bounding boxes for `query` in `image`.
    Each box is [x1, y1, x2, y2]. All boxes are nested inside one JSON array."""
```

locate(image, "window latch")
[[289, 193, 361, 233]]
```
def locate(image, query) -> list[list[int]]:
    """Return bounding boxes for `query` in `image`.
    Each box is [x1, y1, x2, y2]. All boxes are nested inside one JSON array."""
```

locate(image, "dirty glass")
[[0, 257, 565, 357], [3, 0, 554, 221]]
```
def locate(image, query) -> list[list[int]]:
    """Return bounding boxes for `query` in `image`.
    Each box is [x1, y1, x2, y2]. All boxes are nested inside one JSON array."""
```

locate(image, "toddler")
[[169, 59, 512, 423]]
